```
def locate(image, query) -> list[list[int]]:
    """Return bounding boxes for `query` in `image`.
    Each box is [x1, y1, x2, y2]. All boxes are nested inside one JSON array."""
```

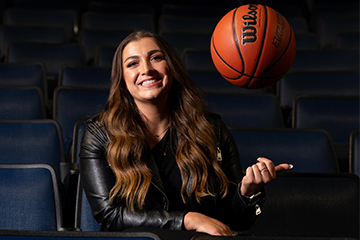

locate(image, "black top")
[[151, 130, 188, 211]]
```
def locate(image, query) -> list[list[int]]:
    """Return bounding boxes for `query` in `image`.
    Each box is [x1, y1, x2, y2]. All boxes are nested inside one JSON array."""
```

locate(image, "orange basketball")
[[210, 4, 296, 89]]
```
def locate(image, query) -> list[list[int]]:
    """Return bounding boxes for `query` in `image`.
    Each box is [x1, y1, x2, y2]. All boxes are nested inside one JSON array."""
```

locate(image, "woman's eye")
[[127, 61, 138, 68], [151, 55, 164, 61]]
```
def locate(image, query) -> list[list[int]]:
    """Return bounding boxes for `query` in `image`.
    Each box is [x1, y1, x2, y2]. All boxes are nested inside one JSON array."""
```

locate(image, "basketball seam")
[[211, 31, 245, 80], [259, 26, 295, 85], [246, 4, 268, 88]]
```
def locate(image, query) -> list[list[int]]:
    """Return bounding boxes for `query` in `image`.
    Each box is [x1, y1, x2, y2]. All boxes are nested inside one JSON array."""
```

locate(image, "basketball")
[[210, 4, 296, 89]]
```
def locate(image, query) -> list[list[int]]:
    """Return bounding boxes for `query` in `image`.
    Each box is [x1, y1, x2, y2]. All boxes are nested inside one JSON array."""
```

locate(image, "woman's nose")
[[141, 60, 154, 75]]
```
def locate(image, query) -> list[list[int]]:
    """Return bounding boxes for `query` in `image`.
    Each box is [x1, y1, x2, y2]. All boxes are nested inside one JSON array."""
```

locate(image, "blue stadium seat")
[[293, 95, 360, 171], [0, 87, 46, 119], [59, 66, 111, 89], [0, 25, 67, 60], [318, 15, 359, 49], [0, 119, 65, 182], [278, 71, 359, 110], [0, 230, 160, 239], [94, 46, 117, 68], [289, 50, 359, 72], [158, 15, 219, 34], [246, 173, 359, 239], [53, 87, 109, 157], [6, 42, 86, 79], [3, 8, 78, 41], [161, 4, 226, 18], [293, 33, 319, 50], [0, 164, 63, 231], [75, 178, 100, 231], [288, 17, 309, 34], [87, 2, 154, 15], [0, 63, 47, 103], [336, 32, 360, 49], [79, 29, 130, 64], [188, 70, 265, 95], [204, 93, 284, 128], [350, 129, 360, 177], [160, 31, 211, 57], [72, 120, 86, 165], [81, 12, 155, 32], [230, 128, 339, 173], [183, 49, 216, 72]]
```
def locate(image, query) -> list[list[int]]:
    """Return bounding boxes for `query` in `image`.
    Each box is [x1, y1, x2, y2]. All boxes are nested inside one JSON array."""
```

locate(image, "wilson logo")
[[241, 4, 258, 45]]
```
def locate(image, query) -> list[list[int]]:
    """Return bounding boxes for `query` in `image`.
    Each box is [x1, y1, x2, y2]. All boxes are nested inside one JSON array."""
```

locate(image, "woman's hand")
[[240, 157, 293, 197], [183, 212, 233, 236]]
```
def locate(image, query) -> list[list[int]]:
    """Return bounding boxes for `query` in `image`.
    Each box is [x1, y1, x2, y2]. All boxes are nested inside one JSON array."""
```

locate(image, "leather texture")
[[79, 113, 265, 232]]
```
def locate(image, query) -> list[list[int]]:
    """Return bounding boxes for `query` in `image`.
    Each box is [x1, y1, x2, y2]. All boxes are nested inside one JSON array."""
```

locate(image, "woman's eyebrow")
[[123, 49, 163, 64]]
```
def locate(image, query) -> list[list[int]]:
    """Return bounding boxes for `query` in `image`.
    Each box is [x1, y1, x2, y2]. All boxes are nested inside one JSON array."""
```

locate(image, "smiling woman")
[[79, 30, 292, 238]]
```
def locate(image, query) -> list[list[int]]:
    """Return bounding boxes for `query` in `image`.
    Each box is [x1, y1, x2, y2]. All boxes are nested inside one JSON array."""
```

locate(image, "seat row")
[[0, 163, 358, 239]]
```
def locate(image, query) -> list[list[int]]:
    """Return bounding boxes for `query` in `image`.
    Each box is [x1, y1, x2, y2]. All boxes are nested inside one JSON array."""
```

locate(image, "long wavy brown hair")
[[100, 30, 229, 211]]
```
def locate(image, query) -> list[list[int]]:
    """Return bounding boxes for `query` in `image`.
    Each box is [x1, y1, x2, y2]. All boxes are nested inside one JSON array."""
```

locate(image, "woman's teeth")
[[142, 80, 157, 86]]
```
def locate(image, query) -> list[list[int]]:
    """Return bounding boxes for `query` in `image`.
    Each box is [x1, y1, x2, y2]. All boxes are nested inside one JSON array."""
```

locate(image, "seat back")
[[350, 129, 360, 177], [230, 128, 339, 172], [183, 48, 216, 72], [75, 177, 100, 231], [0, 164, 62, 231], [0, 87, 46, 119], [72, 120, 86, 165], [204, 94, 284, 128], [94, 46, 117, 68], [0, 25, 67, 59], [0, 120, 65, 181], [4, 8, 77, 41], [53, 87, 109, 156], [0, 63, 47, 103], [6, 42, 85, 78], [59, 66, 111, 89], [246, 173, 359, 239]]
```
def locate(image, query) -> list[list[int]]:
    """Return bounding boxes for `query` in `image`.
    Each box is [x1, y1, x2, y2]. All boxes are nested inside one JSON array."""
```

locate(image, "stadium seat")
[[204, 93, 284, 128], [158, 15, 219, 34], [0, 63, 47, 104], [288, 17, 309, 33], [246, 172, 359, 239], [0, 119, 65, 182], [161, 4, 226, 18], [81, 12, 155, 32], [350, 129, 360, 177], [336, 32, 360, 49], [188, 70, 265, 95], [79, 29, 130, 64], [0, 25, 67, 60], [289, 49, 359, 72], [0, 87, 46, 119], [94, 46, 117, 68], [318, 15, 359, 49], [0, 164, 63, 231], [3, 8, 78, 41], [0, 230, 160, 239], [72, 120, 86, 165], [183, 49, 216, 72], [160, 31, 211, 57], [59, 66, 111, 89], [293, 33, 319, 50], [230, 128, 339, 173], [87, 2, 154, 15], [6, 42, 86, 79], [293, 95, 360, 172], [53, 87, 109, 157], [75, 176, 100, 231], [278, 71, 359, 110]]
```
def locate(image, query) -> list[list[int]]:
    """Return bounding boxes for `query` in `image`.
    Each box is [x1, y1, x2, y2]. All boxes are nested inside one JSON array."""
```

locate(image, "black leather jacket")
[[79, 114, 265, 232]]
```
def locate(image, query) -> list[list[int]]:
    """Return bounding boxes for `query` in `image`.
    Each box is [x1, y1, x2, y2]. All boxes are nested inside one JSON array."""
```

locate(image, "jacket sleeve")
[[215, 119, 266, 232], [79, 120, 186, 231]]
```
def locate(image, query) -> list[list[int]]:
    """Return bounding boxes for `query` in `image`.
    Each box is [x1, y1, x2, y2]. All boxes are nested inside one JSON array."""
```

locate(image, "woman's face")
[[122, 37, 173, 105]]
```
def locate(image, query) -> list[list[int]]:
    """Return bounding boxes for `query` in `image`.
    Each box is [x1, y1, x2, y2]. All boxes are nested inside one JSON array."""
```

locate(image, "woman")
[[80, 30, 292, 237]]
